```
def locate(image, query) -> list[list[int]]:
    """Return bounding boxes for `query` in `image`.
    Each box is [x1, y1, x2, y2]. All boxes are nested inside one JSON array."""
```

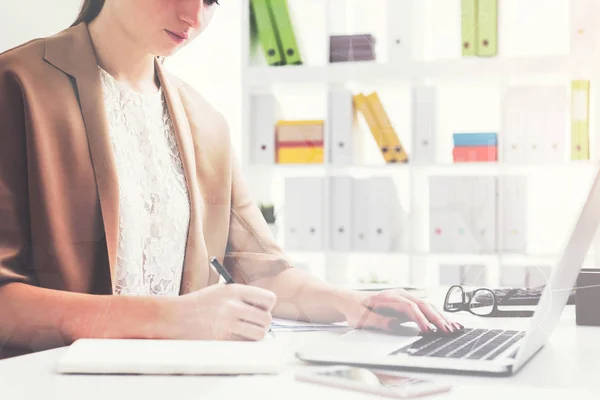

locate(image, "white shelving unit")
[[239, 0, 600, 289]]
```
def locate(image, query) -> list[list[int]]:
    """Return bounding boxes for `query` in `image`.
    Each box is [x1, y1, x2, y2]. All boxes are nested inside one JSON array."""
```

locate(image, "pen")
[[210, 256, 235, 284], [209, 257, 275, 338]]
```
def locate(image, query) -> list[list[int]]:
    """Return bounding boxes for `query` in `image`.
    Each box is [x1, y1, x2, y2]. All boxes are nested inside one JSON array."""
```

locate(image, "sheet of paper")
[[270, 318, 349, 332]]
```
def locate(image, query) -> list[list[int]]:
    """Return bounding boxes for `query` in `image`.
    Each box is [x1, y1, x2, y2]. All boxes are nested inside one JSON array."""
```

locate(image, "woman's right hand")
[[162, 284, 276, 341]]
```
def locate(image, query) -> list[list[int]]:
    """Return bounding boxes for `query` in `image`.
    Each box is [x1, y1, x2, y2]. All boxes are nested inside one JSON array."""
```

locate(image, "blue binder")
[[453, 133, 498, 146]]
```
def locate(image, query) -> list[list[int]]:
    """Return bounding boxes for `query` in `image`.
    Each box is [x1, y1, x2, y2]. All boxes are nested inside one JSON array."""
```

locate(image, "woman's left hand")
[[341, 289, 463, 334]]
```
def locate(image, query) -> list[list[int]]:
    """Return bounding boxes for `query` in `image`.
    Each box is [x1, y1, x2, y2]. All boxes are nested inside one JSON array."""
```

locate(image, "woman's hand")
[[163, 284, 276, 341], [341, 289, 463, 334]]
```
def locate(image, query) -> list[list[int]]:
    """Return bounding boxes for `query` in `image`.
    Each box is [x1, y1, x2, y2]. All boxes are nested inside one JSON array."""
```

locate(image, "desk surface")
[[1, 306, 598, 400]]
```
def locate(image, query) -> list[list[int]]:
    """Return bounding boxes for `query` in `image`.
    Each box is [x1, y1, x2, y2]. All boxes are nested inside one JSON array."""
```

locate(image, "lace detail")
[[99, 67, 190, 296]]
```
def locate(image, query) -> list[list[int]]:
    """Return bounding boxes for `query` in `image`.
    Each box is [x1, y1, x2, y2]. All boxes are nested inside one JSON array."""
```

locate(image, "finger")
[[401, 303, 431, 332], [386, 291, 452, 332], [428, 303, 464, 332], [237, 302, 272, 330], [369, 299, 430, 332], [231, 284, 277, 312], [233, 319, 269, 341], [430, 303, 461, 330], [418, 303, 452, 332]]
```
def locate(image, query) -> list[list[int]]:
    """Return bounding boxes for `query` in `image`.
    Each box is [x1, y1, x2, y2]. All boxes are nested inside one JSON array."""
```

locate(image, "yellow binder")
[[354, 93, 394, 163], [277, 147, 324, 164], [365, 92, 409, 163], [571, 80, 590, 160]]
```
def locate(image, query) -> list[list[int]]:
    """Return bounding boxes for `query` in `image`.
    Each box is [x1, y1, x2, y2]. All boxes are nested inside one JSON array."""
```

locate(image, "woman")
[[0, 0, 460, 358]]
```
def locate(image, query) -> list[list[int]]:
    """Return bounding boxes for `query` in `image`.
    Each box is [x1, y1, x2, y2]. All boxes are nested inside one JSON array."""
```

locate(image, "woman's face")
[[107, 0, 219, 56]]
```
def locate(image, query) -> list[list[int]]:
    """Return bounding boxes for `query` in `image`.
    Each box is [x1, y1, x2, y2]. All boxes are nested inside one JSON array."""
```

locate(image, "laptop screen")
[[515, 168, 600, 369]]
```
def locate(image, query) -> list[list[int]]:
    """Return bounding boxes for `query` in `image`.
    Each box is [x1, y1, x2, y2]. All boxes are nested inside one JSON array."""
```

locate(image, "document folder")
[[571, 80, 590, 160], [461, 0, 478, 56], [477, 0, 498, 56], [268, 0, 303, 65], [366, 92, 409, 163], [250, 0, 285, 66]]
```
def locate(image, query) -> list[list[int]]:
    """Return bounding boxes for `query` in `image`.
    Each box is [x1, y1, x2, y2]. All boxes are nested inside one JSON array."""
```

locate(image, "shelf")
[[282, 250, 561, 259], [244, 56, 577, 87], [244, 161, 600, 174]]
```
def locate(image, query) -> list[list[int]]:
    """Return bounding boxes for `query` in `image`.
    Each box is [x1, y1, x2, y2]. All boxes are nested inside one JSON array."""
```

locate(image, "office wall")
[[0, 0, 242, 156]]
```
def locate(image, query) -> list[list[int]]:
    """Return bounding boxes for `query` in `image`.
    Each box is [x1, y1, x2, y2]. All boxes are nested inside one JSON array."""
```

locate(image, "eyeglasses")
[[443, 285, 534, 318]]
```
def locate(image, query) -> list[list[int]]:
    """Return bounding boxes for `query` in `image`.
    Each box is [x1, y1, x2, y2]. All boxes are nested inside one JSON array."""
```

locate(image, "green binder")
[[268, 0, 303, 65], [461, 0, 478, 56], [250, 0, 285, 66], [477, 0, 497, 57]]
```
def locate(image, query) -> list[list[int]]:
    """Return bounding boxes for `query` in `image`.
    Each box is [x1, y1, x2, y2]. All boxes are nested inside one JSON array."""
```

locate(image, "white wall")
[[165, 1, 242, 156], [0, 1, 81, 53], [0, 0, 242, 155]]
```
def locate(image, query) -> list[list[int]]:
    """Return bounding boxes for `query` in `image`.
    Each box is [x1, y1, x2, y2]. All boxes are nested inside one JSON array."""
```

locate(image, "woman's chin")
[[155, 45, 182, 58]]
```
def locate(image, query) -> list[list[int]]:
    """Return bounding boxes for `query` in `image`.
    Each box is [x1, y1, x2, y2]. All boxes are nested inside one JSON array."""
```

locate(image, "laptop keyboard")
[[390, 329, 525, 360]]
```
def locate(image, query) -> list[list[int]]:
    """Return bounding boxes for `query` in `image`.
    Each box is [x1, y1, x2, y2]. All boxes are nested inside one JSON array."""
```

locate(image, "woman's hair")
[[71, 0, 105, 27]]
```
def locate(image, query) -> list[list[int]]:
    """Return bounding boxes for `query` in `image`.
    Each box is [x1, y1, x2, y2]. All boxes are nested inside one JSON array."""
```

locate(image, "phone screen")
[[317, 367, 429, 388]]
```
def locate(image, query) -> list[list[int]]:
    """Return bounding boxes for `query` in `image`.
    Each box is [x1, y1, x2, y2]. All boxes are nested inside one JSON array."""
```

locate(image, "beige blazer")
[[0, 23, 292, 298]]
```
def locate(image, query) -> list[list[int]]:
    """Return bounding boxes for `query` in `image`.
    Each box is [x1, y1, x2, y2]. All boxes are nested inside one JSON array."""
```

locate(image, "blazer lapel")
[[44, 23, 119, 292], [156, 61, 209, 294]]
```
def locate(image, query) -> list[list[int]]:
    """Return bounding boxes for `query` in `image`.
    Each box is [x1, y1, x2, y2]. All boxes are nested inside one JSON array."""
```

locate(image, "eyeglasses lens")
[[469, 289, 495, 316]]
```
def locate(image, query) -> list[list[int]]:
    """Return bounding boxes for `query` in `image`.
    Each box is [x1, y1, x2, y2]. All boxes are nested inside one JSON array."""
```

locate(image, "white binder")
[[387, 0, 413, 62], [412, 86, 437, 164], [499, 176, 527, 253], [502, 87, 525, 163], [429, 176, 454, 253], [366, 176, 403, 252], [430, 176, 497, 254], [503, 86, 567, 164], [329, 176, 353, 252], [451, 177, 481, 253], [469, 176, 497, 253], [284, 177, 325, 251], [328, 87, 355, 165], [540, 86, 567, 163], [250, 93, 277, 165], [351, 178, 371, 252]]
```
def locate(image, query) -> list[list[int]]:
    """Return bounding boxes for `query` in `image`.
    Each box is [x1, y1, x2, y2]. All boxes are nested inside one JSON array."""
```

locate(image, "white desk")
[[1, 306, 598, 400]]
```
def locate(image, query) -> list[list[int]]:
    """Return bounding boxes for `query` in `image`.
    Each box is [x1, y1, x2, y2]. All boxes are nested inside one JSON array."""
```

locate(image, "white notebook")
[[55, 338, 285, 375]]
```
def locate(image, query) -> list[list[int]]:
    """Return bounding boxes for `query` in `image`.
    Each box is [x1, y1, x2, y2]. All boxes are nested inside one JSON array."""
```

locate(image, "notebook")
[[55, 338, 285, 375]]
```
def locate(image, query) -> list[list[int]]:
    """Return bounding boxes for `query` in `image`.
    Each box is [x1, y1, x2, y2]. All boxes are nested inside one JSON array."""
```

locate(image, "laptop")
[[296, 169, 600, 376]]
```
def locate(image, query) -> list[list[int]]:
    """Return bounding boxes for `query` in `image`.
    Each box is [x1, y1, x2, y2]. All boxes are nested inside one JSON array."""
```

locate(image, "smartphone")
[[295, 366, 451, 398]]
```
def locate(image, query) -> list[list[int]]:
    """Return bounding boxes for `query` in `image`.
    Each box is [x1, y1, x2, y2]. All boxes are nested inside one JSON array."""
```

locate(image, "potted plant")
[[259, 203, 278, 239]]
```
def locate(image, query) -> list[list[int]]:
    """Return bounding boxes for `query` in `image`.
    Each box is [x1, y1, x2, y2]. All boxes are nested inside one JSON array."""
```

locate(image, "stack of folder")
[[250, 0, 303, 66], [276, 120, 324, 164], [461, 0, 498, 57], [329, 34, 376, 63], [452, 133, 498, 162], [354, 92, 408, 164]]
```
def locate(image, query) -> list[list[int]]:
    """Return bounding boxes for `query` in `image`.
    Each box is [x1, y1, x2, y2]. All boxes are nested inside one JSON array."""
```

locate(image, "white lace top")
[[99, 67, 190, 296]]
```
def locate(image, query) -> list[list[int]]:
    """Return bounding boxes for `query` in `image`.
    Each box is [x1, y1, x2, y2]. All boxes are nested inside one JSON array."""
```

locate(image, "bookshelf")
[[239, 0, 600, 289]]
